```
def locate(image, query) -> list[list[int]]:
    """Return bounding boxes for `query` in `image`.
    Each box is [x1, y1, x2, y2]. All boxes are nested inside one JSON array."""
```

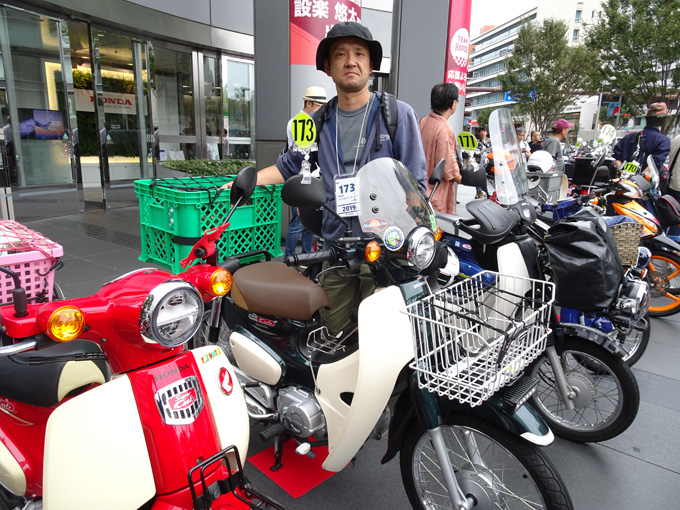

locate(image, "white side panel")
[[317, 286, 414, 472], [0, 436, 25, 496], [191, 346, 250, 467], [57, 360, 107, 402], [230, 331, 282, 385], [44, 376, 155, 510], [497, 243, 531, 279]]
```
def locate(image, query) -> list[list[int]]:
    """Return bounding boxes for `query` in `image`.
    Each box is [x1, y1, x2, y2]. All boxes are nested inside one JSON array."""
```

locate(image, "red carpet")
[[248, 441, 336, 498]]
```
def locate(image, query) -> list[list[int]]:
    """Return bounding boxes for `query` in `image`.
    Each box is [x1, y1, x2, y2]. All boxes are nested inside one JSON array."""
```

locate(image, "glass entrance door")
[[0, 7, 80, 221], [150, 44, 196, 166], [90, 28, 151, 209]]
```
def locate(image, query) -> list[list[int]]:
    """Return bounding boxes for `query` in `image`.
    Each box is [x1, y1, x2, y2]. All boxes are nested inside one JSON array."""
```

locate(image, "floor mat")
[[248, 441, 336, 498]]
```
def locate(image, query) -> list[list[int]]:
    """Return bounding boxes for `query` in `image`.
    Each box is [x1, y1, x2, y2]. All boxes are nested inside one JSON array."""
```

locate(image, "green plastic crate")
[[135, 176, 283, 273]]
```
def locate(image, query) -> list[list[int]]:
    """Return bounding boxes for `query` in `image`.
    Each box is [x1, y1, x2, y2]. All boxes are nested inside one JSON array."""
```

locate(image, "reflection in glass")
[[223, 57, 254, 160], [3, 9, 72, 187], [152, 46, 194, 136]]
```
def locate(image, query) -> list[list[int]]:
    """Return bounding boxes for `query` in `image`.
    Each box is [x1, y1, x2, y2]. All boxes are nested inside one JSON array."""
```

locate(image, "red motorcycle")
[[0, 167, 284, 510]]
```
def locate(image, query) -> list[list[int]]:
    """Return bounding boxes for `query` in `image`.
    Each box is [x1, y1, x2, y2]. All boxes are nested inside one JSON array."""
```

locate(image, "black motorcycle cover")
[[544, 208, 624, 311]]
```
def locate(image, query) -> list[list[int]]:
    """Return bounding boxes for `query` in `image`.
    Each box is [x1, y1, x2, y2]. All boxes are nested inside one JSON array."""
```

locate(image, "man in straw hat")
[[228, 21, 427, 336], [284, 86, 327, 257]]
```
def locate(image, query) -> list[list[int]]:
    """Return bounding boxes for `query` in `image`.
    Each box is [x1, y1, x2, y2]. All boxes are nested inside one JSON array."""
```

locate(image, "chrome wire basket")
[[403, 272, 554, 407]]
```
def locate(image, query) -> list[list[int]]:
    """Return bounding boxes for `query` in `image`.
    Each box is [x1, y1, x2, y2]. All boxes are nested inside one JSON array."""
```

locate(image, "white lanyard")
[[335, 94, 373, 177]]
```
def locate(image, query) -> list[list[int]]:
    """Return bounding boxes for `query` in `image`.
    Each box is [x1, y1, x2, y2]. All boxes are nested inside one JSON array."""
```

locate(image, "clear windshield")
[[356, 159, 435, 243], [646, 154, 660, 191], [489, 108, 529, 205]]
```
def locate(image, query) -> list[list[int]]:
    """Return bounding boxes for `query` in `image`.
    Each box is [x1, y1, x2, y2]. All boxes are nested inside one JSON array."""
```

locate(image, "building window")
[[572, 29, 580, 41], [575, 10, 582, 22]]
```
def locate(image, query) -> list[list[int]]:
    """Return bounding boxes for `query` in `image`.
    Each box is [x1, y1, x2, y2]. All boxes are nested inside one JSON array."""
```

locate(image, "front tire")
[[527, 337, 639, 442], [400, 414, 573, 510]]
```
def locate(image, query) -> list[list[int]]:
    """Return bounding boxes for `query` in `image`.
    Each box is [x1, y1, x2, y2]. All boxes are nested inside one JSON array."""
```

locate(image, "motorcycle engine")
[[277, 386, 326, 439]]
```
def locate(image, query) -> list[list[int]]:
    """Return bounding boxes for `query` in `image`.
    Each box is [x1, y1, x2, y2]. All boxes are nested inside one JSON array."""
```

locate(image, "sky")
[[469, 0, 538, 38]]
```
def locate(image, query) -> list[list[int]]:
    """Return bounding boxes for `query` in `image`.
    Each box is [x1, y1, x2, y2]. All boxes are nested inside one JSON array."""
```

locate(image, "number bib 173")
[[334, 175, 360, 217]]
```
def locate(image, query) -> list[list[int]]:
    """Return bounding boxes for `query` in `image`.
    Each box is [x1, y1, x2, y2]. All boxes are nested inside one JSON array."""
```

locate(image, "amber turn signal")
[[209, 269, 232, 296], [365, 241, 381, 262], [47, 306, 86, 342], [210, 269, 234, 296], [434, 225, 442, 241]]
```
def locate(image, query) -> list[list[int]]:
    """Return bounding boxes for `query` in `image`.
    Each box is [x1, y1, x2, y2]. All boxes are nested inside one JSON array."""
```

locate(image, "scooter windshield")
[[645, 154, 660, 191], [356, 158, 435, 242], [489, 108, 529, 205]]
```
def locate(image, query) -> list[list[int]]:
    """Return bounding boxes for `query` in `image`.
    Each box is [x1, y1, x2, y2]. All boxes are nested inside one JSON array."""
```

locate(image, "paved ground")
[[22, 204, 680, 510]]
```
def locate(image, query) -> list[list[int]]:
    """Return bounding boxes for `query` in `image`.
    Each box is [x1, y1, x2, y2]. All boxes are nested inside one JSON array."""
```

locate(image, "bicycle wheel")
[[527, 337, 639, 442], [401, 414, 573, 510], [647, 250, 680, 317]]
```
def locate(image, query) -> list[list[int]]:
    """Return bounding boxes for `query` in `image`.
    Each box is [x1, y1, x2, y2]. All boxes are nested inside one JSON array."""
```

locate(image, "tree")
[[585, 0, 680, 133], [498, 19, 598, 134]]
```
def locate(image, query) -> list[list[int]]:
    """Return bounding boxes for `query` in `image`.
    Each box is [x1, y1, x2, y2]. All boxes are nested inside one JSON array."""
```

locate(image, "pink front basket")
[[0, 220, 63, 305]]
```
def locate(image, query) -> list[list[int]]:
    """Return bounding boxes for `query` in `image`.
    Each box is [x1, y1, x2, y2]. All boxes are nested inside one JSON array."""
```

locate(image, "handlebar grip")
[[284, 250, 336, 267]]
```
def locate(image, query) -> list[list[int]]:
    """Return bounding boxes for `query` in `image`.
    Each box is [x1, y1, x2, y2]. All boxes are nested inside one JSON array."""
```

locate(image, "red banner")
[[289, 0, 362, 66], [444, 0, 472, 96]]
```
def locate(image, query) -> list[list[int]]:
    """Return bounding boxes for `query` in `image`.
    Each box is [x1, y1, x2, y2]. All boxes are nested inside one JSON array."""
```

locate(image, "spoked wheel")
[[527, 337, 639, 442], [613, 315, 650, 366], [401, 414, 573, 510], [647, 250, 680, 317]]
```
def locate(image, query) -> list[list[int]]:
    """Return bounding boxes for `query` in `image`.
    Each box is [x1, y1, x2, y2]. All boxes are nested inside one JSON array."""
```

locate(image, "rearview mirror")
[[230, 166, 257, 205], [429, 159, 445, 186], [281, 174, 326, 208]]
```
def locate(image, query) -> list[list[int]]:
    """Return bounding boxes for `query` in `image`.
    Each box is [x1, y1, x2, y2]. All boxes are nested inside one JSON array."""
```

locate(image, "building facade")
[[467, 0, 603, 133]]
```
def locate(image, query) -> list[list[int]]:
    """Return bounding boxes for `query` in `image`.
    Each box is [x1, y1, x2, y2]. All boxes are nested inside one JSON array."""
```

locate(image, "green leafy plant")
[[499, 19, 599, 134], [161, 158, 255, 176]]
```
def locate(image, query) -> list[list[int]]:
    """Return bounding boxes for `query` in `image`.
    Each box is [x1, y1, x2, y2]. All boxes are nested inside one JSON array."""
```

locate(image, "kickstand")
[[270, 435, 285, 472]]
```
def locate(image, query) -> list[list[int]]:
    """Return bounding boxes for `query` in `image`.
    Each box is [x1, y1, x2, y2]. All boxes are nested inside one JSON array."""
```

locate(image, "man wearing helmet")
[[231, 22, 427, 336]]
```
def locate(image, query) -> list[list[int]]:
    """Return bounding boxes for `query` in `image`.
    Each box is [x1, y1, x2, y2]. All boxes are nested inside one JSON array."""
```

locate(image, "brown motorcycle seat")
[[231, 261, 330, 321]]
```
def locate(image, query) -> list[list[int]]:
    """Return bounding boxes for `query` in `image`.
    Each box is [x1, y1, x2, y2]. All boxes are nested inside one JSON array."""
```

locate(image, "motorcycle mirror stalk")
[[427, 158, 445, 202]]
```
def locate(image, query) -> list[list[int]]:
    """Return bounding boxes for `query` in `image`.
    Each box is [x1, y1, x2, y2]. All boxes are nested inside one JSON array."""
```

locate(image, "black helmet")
[[315, 22, 383, 72]]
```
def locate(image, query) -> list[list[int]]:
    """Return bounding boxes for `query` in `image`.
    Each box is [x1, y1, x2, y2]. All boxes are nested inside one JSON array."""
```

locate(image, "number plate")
[[335, 175, 360, 217]]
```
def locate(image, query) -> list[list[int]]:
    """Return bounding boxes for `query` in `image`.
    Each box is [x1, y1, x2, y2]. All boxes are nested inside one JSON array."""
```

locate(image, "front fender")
[[382, 383, 554, 464], [559, 322, 625, 357]]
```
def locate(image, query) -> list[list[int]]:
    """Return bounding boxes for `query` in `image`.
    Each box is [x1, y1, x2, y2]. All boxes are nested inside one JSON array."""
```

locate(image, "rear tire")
[[400, 414, 573, 510], [647, 250, 680, 317]]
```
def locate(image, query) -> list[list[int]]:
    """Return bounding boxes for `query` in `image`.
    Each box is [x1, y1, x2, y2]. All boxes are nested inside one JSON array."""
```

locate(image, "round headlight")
[[140, 281, 203, 348], [407, 227, 436, 270]]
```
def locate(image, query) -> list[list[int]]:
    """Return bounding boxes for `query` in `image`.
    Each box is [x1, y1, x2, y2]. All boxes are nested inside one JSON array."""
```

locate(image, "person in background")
[[613, 102, 670, 175], [283, 86, 327, 258], [419, 82, 462, 214], [666, 133, 680, 235], [529, 130, 543, 153], [543, 119, 573, 172], [477, 125, 491, 150], [517, 127, 531, 163]]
